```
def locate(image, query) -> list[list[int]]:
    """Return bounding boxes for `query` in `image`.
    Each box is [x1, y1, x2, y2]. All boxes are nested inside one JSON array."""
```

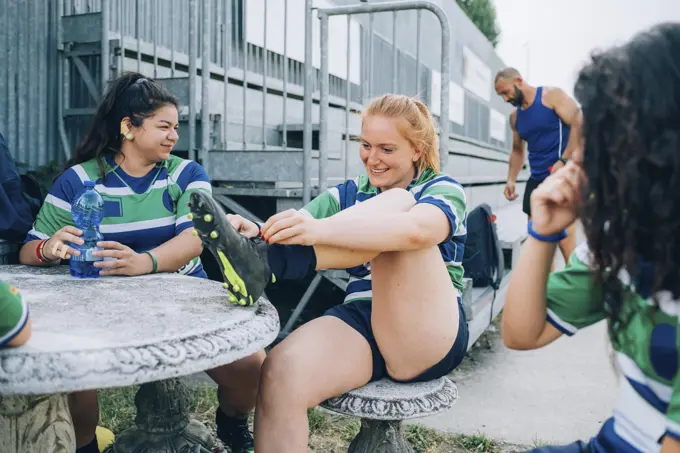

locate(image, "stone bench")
[[321, 377, 458, 453]]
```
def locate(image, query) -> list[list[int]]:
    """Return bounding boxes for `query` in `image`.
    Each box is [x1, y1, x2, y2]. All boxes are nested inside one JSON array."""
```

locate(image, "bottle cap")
[[84, 180, 96, 188]]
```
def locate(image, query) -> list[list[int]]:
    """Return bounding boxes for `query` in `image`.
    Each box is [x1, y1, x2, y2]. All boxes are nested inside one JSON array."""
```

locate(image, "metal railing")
[[306, 0, 452, 201]]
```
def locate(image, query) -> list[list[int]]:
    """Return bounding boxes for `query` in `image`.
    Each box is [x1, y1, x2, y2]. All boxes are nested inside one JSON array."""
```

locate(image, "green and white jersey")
[[302, 168, 468, 304], [0, 281, 29, 346], [547, 242, 680, 451], [26, 154, 211, 278]]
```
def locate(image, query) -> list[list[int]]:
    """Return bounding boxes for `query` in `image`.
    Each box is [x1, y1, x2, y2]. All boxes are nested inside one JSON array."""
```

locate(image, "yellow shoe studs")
[[210, 231, 219, 239], [187, 213, 194, 220], [192, 230, 199, 237], [222, 282, 229, 289], [216, 250, 249, 298], [229, 294, 237, 303], [204, 214, 213, 222], [239, 298, 247, 306]]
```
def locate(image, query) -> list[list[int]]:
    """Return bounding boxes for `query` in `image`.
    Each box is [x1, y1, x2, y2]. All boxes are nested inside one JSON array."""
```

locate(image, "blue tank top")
[[515, 87, 570, 181]]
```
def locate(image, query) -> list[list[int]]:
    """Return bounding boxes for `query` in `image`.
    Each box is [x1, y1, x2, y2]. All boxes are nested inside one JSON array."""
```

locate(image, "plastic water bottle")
[[69, 181, 104, 278]]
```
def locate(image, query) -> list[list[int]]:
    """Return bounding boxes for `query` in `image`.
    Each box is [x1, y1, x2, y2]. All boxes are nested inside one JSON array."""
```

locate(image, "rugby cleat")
[[188, 191, 274, 306]]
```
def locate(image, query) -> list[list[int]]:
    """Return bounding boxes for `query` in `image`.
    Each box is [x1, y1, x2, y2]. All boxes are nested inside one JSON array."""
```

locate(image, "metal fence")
[[311, 0, 452, 198]]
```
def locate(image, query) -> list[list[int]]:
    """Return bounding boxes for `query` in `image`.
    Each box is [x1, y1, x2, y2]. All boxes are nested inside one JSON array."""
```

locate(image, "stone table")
[[0, 265, 280, 453]]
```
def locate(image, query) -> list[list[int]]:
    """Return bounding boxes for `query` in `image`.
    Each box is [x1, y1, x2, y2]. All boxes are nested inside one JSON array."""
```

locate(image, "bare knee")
[[258, 347, 312, 409], [209, 350, 266, 413], [209, 349, 266, 388], [377, 187, 416, 211]]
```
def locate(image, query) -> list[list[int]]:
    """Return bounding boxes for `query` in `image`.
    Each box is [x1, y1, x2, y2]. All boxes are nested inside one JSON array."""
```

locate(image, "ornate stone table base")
[[348, 419, 414, 453], [321, 377, 458, 453], [114, 379, 214, 453], [0, 394, 76, 453]]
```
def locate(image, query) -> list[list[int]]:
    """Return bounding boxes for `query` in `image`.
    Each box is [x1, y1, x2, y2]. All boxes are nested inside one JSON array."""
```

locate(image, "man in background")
[[494, 67, 583, 262]]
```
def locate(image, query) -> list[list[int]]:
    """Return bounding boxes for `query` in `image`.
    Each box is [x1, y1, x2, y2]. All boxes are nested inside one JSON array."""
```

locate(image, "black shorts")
[[522, 177, 545, 217], [324, 297, 469, 383]]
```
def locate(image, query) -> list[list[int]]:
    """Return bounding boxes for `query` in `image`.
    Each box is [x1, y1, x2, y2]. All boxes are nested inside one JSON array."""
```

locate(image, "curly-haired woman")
[[503, 23, 680, 453]]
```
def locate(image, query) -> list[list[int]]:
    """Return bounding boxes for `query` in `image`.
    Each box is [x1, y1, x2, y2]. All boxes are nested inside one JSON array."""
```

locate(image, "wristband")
[[36, 239, 52, 263], [143, 251, 158, 274], [528, 220, 567, 243]]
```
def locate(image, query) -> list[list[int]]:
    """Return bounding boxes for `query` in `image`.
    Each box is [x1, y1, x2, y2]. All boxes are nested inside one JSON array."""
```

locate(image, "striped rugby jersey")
[[0, 281, 29, 346], [547, 242, 680, 452], [25, 154, 211, 278], [301, 168, 467, 304]]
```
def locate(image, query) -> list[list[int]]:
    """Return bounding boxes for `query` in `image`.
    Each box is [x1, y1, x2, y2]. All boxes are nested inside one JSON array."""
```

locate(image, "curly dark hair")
[[574, 23, 680, 341]]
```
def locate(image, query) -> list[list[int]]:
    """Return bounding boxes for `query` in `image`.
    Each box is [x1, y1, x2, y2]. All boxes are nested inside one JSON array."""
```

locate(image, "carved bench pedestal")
[[321, 377, 458, 453]]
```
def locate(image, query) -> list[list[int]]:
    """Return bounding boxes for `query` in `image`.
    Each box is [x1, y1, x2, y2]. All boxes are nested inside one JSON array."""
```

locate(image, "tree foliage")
[[456, 0, 501, 47]]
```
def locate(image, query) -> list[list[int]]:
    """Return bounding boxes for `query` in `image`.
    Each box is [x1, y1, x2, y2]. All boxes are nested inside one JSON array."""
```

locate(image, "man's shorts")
[[522, 177, 545, 217], [324, 297, 469, 383]]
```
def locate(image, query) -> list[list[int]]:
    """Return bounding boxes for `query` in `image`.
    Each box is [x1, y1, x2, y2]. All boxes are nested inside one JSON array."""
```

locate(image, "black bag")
[[462, 203, 504, 290]]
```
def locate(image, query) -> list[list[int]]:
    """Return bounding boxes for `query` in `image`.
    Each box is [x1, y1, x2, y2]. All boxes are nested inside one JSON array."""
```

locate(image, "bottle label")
[[73, 247, 104, 262]]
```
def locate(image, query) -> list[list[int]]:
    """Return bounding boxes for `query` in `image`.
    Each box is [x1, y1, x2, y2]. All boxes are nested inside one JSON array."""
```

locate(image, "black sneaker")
[[188, 191, 274, 306], [216, 411, 255, 453]]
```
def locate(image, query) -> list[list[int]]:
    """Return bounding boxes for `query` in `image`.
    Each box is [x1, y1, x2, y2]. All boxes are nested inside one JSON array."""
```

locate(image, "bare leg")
[[69, 390, 99, 448], [313, 244, 378, 270], [255, 317, 373, 453], [312, 189, 461, 381], [205, 350, 266, 416], [371, 245, 461, 381]]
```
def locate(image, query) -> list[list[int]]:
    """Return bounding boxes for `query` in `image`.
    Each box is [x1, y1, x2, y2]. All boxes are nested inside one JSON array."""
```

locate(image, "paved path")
[[417, 321, 617, 446]]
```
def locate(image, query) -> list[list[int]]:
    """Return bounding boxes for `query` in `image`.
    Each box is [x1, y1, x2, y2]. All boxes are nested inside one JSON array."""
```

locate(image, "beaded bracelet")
[[527, 220, 567, 243]]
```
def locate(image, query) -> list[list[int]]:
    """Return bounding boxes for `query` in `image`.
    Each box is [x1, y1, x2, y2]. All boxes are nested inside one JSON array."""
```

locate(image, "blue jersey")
[[25, 155, 211, 278], [516, 87, 570, 181], [547, 243, 680, 451]]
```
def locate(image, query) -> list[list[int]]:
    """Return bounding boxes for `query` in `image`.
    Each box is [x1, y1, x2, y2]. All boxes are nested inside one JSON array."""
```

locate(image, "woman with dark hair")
[[503, 23, 680, 452], [19, 72, 262, 453]]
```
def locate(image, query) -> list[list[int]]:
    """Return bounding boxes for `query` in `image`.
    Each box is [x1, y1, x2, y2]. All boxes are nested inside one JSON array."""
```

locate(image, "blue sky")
[[493, 0, 680, 97]]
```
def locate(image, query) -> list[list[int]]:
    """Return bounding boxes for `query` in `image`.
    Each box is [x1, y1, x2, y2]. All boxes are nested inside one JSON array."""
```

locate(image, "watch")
[[558, 157, 568, 164]]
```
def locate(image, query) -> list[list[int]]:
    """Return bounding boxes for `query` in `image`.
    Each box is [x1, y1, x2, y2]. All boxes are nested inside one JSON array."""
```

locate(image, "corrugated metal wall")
[[1, 1, 61, 169]]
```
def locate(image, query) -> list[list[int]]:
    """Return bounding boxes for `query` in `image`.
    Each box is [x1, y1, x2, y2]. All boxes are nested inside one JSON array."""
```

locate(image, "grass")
[[98, 383, 508, 452]]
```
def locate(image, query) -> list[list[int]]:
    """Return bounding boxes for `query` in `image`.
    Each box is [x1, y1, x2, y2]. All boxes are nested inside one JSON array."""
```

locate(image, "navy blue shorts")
[[324, 297, 469, 383]]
